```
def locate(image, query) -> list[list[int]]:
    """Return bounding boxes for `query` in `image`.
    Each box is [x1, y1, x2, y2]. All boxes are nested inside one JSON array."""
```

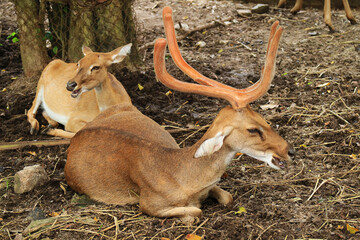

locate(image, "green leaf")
[[12, 37, 19, 43], [52, 46, 58, 54], [7, 32, 16, 39]]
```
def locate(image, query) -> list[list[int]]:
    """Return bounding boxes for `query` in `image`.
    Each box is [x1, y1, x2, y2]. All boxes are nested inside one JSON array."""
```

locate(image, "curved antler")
[[154, 38, 242, 108], [156, 6, 283, 109], [162, 6, 234, 90]]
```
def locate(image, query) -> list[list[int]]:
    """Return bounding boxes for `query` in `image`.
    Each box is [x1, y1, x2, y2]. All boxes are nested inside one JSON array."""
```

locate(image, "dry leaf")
[[316, 82, 330, 88], [259, 103, 279, 110], [186, 234, 202, 240], [49, 211, 60, 217], [235, 206, 247, 215], [346, 223, 359, 234], [27, 151, 37, 156], [138, 83, 144, 91], [349, 154, 357, 160], [60, 183, 67, 194], [165, 90, 172, 96], [161, 238, 170, 240]]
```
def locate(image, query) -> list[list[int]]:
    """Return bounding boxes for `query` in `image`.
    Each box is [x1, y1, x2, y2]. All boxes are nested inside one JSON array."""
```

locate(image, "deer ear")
[[111, 43, 132, 64], [194, 127, 233, 158], [82, 46, 93, 56]]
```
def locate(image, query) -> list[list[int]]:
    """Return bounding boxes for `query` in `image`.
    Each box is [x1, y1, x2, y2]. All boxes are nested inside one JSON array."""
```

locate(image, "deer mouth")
[[71, 88, 82, 98], [272, 156, 286, 169]]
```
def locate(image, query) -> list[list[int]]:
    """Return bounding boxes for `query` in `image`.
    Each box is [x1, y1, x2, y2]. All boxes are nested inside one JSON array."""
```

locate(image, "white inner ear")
[[112, 43, 132, 63], [82, 46, 93, 56], [194, 127, 233, 158]]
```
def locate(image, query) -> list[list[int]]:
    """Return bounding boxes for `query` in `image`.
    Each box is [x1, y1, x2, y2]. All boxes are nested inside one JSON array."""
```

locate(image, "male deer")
[[65, 6, 295, 224], [278, 0, 356, 31], [27, 44, 132, 138]]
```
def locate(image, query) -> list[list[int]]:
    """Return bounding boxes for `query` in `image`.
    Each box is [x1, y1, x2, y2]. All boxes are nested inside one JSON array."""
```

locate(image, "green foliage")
[[44, 31, 59, 56], [7, 29, 19, 43]]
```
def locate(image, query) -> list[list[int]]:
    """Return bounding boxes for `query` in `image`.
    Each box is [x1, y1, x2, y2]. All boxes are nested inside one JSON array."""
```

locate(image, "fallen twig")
[[140, 16, 233, 51], [0, 139, 70, 151]]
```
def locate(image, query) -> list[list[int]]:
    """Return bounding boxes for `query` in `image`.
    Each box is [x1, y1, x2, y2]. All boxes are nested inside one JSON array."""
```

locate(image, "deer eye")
[[247, 128, 264, 139], [91, 66, 100, 71]]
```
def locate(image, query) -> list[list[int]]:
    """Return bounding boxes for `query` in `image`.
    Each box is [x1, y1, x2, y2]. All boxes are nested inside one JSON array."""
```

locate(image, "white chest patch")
[[41, 88, 69, 126]]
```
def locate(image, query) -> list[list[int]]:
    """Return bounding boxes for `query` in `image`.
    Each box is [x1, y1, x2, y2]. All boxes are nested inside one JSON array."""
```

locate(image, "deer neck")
[[172, 129, 236, 188], [94, 74, 121, 112]]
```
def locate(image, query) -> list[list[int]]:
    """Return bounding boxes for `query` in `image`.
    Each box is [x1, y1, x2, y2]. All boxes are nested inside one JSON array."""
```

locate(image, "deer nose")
[[66, 81, 77, 91], [288, 147, 295, 160]]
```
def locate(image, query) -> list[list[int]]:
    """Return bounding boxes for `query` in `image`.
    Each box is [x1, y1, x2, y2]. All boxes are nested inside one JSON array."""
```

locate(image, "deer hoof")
[[30, 127, 39, 135]]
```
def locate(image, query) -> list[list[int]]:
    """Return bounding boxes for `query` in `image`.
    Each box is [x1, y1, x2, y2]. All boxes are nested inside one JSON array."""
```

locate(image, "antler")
[[155, 6, 283, 109]]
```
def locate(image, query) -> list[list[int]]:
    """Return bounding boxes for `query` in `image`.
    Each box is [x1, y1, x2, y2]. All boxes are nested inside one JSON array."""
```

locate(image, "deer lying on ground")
[[27, 44, 132, 138], [65, 6, 295, 224], [278, 0, 356, 31]]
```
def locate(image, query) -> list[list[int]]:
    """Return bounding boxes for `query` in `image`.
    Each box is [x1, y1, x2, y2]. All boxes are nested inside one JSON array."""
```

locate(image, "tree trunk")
[[12, 0, 140, 75], [12, 0, 49, 77], [67, 0, 96, 61], [68, 0, 140, 66]]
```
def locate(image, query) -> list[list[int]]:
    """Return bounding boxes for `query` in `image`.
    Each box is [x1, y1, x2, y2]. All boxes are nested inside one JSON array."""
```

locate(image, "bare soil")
[[1, 0, 359, 239]]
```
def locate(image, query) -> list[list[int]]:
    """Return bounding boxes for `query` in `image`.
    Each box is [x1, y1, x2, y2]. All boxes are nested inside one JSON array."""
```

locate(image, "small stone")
[[174, 23, 189, 31], [28, 207, 47, 221], [14, 165, 49, 194], [237, 9, 252, 18], [195, 41, 206, 48], [251, 4, 269, 14], [308, 31, 319, 36]]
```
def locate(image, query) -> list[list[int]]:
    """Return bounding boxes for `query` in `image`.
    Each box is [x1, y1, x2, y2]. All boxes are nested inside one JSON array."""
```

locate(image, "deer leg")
[[277, 0, 287, 8], [27, 110, 40, 135], [209, 185, 233, 206], [290, 0, 303, 14], [152, 206, 202, 225], [65, 113, 93, 133], [324, 0, 335, 32], [46, 129, 75, 138], [42, 111, 59, 128], [27, 90, 43, 135], [342, 0, 357, 24]]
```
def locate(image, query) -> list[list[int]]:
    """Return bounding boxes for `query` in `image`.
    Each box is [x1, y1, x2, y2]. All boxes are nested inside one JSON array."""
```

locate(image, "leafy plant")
[[7, 29, 19, 43]]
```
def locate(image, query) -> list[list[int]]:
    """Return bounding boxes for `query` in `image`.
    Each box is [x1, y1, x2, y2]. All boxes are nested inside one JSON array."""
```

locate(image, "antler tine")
[[154, 38, 241, 108], [235, 25, 283, 105], [162, 6, 235, 90], [236, 20, 280, 94], [157, 7, 283, 109]]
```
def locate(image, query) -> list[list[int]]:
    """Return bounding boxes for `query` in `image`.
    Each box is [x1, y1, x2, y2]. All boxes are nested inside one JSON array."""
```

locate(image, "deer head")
[[154, 7, 294, 169], [66, 43, 132, 98]]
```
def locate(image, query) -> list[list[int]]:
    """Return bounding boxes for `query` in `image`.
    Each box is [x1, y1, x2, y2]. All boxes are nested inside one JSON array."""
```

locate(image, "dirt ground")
[[1, 0, 360, 239]]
